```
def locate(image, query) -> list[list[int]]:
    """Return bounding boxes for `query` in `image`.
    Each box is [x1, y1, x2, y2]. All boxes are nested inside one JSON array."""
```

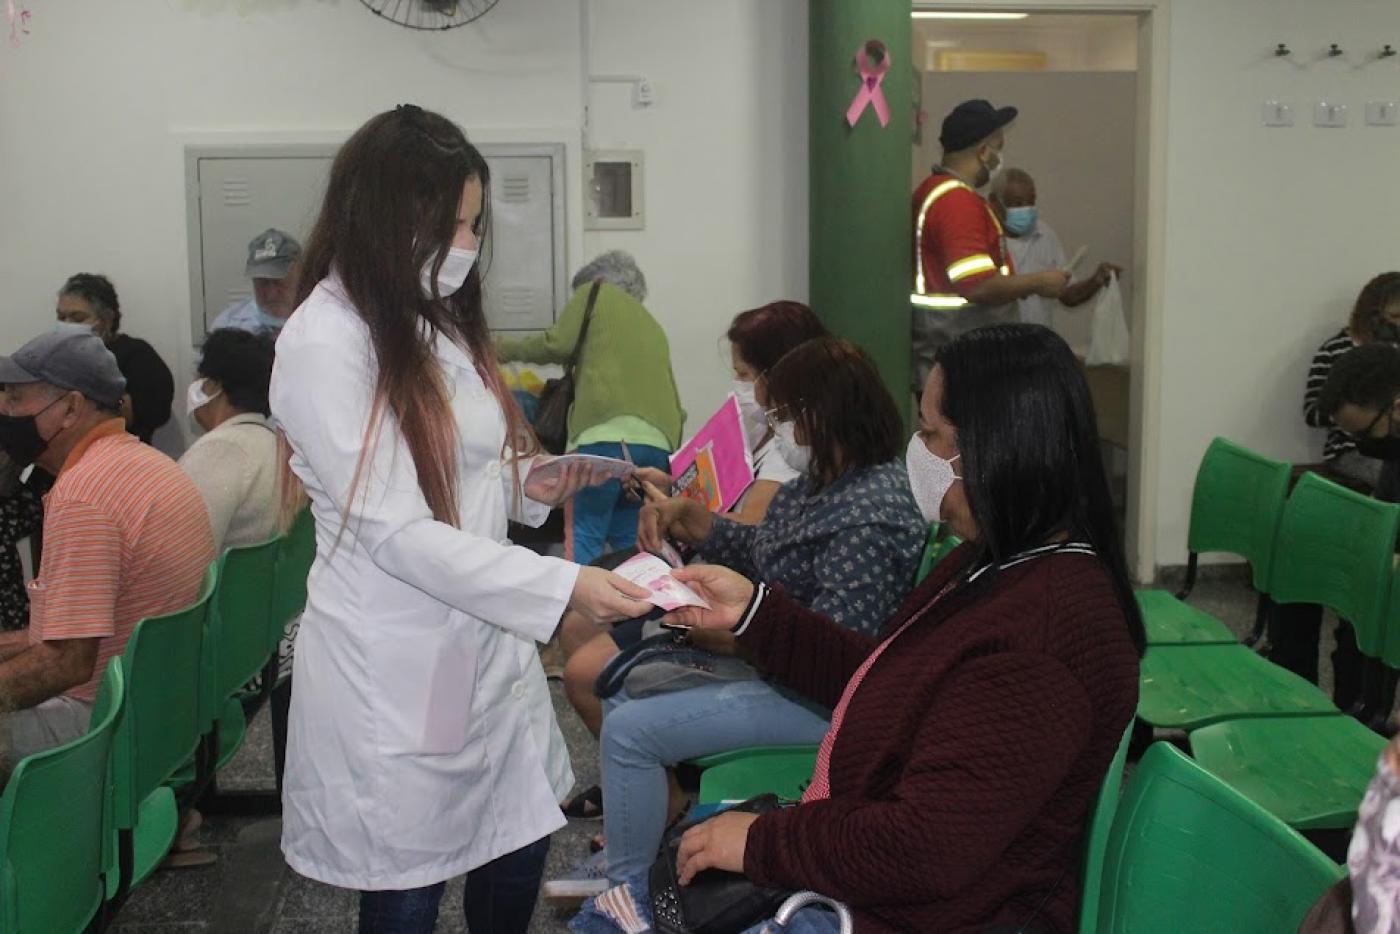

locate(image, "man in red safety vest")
[[911, 99, 1068, 393]]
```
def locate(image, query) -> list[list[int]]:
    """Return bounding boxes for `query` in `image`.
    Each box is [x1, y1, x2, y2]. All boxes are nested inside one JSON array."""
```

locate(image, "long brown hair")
[[289, 105, 535, 528], [1349, 272, 1400, 344]]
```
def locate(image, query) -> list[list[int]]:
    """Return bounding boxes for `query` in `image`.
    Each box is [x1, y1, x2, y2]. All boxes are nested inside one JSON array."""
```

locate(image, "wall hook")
[[1328, 43, 1344, 57], [1382, 44, 1397, 58], [1274, 42, 1291, 57]]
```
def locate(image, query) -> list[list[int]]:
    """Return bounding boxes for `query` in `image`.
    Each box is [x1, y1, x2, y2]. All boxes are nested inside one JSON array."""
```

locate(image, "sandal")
[[561, 784, 604, 820]]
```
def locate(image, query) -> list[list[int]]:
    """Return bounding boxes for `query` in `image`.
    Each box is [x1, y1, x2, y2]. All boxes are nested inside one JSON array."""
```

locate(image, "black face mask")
[[0, 396, 64, 468], [1357, 435, 1400, 462]]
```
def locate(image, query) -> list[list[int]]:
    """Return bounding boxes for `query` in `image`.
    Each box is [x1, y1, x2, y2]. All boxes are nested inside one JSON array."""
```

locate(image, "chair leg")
[[1173, 553, 1199, 601], [1243, 594, 1271, 648]]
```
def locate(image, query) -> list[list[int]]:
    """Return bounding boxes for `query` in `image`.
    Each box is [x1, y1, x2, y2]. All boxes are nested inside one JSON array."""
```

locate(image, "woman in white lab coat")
[[269, 105, 654, 934]]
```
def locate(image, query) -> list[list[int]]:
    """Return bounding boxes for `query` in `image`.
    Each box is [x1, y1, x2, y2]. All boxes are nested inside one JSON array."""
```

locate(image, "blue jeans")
[[357, 835, 550, 933], [599, 680, 830, 883], [570, 442, 671, 566]]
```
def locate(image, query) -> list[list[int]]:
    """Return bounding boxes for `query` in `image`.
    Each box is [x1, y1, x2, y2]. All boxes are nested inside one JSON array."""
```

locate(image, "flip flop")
[[561, 784, 604, 820]]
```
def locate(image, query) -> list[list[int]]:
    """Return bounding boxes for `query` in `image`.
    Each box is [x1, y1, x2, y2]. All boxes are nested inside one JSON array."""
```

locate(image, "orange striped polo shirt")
[[29, 419, 214, 703]]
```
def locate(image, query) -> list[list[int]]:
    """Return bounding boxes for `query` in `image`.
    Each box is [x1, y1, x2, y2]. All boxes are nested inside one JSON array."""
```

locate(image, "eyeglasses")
[[763, 405, 800, 433]]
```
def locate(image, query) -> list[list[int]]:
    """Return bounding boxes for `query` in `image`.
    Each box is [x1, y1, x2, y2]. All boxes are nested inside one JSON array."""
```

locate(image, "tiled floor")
[[111, 566, 1345, 933]]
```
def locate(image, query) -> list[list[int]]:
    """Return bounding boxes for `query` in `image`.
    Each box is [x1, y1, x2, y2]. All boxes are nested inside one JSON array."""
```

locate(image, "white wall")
[[583, 0, 809, 431], [1152, 0, 1400, 564], [0, 0, 807, 455]]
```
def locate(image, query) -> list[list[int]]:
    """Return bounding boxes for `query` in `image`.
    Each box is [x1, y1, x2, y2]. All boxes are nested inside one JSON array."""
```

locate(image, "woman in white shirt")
[[268, 105, 652, 934]]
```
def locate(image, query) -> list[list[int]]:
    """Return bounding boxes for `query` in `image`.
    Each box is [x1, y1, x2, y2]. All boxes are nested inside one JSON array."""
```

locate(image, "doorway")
[[910, 5, 1160, 577]]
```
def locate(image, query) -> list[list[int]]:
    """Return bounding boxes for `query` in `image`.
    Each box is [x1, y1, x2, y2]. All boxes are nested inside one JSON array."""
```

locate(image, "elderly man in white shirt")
[[210, 228, 301, 335], [990, 167, 1120, 328]]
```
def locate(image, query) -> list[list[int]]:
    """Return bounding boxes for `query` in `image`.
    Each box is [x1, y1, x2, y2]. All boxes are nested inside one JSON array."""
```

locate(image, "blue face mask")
[[1003, 205, 1038, 237]]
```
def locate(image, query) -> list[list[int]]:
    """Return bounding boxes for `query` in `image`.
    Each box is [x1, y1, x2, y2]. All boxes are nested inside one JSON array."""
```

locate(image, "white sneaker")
[[541, 850, 611, 902]]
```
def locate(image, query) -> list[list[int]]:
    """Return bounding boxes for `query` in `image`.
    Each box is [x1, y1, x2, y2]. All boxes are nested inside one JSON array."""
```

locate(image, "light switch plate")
[[1314, 101, 1348, 128], [1263, 100, 1295, 126], [1366, 100, 1400, 126]]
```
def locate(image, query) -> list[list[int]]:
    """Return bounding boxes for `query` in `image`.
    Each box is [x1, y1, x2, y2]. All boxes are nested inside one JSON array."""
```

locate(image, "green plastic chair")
[[1136, 642, 1336, 730], [915, 527, 963, 586], [1077, 726, 1131, 934], [1137, 438, 1289, 645], [696, 745, 818, 805], [183, 537, 281, 786], [110, 563, 216, 898], [272, 506, 314, 636], [1182, 474, 1399, 828], [0, 661, 123, 934], [1095, 743, 1343, 933]]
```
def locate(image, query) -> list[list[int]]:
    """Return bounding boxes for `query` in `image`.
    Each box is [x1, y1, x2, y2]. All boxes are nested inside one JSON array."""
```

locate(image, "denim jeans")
[[357, 835, 551, 933], [569, 442, 671, 566], [599, 680, 830, 883]]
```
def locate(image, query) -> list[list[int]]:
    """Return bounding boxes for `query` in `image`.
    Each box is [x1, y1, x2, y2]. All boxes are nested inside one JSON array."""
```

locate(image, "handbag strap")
[[563, 279, 603, 382]]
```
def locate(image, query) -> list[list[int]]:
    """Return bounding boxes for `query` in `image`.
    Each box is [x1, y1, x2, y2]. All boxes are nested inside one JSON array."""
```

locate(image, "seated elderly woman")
[[546, 337, 927, 899], [571, 324, 1144, 934], [497, 251, 685, 566], [179, 328, 279, 553]]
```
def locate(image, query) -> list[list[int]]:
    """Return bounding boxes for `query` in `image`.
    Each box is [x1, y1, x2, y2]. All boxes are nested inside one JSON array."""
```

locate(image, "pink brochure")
[[614, 552, 710, 611], [669, 394, 755, 514]]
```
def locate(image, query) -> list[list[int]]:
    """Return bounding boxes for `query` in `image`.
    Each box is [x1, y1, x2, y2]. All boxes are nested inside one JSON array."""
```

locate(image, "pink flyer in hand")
[[614, 553, 710, 611], [669, 395, 755, 514]]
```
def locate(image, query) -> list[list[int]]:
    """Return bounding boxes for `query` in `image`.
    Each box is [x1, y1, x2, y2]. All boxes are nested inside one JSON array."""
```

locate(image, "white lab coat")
[[269, 275, 580, 891]]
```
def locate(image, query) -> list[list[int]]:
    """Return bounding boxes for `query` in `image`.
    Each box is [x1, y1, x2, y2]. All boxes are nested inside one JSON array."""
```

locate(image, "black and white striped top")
[[1304, 328, 1360, 460]]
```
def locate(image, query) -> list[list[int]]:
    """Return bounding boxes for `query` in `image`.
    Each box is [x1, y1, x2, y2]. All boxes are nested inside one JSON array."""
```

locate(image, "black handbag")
[[649, 794, 793, 934], [532, 279, 602, 455]]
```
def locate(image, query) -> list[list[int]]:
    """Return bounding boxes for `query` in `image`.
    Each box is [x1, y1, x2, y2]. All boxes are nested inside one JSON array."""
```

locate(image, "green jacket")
[[497, 282, 686, 448]]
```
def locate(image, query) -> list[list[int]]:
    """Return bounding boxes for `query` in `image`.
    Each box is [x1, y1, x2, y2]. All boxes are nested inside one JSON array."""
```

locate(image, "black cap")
[[939, 99, 1018, 152]]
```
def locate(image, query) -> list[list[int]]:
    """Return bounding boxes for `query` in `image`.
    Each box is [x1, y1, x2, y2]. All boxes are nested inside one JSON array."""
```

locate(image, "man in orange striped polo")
[[0, 325, 213, 770]]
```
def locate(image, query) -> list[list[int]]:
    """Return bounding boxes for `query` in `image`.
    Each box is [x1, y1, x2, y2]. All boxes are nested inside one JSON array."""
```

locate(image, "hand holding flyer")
[[526, 453, 635, 488], [613, 552, 711, 611]]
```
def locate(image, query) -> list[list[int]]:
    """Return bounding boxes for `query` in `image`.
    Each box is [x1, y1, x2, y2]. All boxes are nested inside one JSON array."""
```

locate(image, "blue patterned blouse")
[[698, 461, 927, 636]]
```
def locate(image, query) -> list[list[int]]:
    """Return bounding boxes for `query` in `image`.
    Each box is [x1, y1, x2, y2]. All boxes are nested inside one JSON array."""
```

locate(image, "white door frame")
[[912, 0, 1170, 583]]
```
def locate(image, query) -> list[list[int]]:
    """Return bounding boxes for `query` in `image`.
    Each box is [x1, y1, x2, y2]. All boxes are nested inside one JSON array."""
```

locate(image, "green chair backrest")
[[271, 506, 315, 639], [1379, 563, 1400, 668], [1096, 743, 1343, 933], [1185, 437, 1291, 591], [1077, 726, 1131, 934], [0, 660, 123, 934], [915, 525, 964, 586], [208, 537, 280, 715], [1269, 471, 1400, 658], [111, 564, 215, 831]]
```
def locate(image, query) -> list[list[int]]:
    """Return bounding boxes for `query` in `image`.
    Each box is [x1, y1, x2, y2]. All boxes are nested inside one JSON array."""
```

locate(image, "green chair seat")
[[1138, 644, 1336, 730], [696, 745, 819, 805], [1190, 715, 1386, 830], [1136, 589, 1237, 645], [1097, 743, 1344, 933]]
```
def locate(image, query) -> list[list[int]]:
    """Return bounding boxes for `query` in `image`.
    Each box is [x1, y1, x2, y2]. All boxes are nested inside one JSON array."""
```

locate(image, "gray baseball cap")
[[245, 228, 302, 279], [0, 324, 126, 409]]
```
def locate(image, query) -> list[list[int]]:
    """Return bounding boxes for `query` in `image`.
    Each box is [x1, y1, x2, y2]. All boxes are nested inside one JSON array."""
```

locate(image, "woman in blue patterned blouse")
[[545, 337, 927, 896]]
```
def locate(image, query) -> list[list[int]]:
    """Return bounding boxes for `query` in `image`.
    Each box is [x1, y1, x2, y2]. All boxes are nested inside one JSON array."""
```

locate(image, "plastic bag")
[[1085, 272, 1130, 366]]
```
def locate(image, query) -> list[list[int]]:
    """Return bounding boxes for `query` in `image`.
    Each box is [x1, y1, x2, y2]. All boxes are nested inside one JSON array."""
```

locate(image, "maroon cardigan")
[[739, 545, 1140, 933]]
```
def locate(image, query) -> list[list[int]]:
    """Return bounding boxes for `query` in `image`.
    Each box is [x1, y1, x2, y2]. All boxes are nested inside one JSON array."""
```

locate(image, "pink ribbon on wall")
[[7, 0, 31, 46], [846, 40, 891, 129]]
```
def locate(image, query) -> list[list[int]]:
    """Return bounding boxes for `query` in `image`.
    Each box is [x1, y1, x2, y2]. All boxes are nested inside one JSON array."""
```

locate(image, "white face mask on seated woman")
[[906, 432, 961, 524], [731, 379, 767, 448], [773, 421, 811, 474]]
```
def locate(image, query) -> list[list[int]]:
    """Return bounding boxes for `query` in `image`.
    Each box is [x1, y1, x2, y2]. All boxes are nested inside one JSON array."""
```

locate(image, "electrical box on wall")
[[584, 149, 644, 230]]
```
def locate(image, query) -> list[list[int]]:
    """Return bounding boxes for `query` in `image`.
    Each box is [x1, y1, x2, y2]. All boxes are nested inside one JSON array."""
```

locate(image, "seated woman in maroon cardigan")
[[571, 324, 1145, 934]]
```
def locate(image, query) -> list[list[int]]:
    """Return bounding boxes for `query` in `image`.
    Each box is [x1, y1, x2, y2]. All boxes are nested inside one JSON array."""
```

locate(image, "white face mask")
[[186, 378, 221, 433], [732, 380, 766, 448], [419, 246, 478, 299], [906, 432, 961, 523], [773, 420, 811, 474]]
